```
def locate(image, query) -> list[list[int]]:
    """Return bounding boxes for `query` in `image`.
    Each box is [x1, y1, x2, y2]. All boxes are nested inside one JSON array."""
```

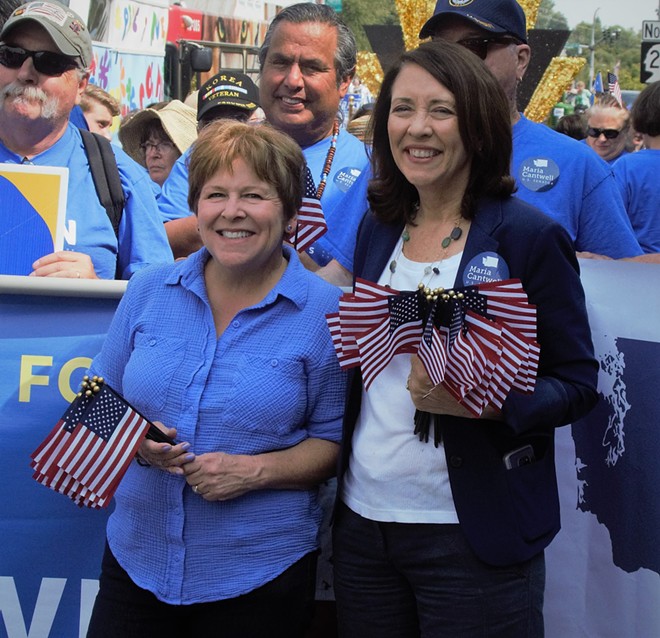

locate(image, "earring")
[[286, 224, 293, 232]]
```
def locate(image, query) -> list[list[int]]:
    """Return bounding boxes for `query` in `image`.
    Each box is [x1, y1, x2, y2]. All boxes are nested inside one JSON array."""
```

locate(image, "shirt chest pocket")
[[221, 355, 307, 437], [123, 331, 188, 412]]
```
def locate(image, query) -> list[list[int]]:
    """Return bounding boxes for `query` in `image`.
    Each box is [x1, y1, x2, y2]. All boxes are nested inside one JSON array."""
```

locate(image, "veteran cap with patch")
[[197, 72, 260, 121]]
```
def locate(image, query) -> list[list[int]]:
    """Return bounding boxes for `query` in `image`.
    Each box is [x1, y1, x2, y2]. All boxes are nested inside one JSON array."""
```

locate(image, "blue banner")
[[1, 262, 659, 637], [0, 277, 125, 638]]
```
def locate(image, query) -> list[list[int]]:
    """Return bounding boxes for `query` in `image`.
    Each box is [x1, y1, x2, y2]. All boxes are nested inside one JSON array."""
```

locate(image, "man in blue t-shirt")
[[258, 4, 369, 285], [0, 1, 172, 279], [419, 0, 643, 260], [160, 4, 370, 286]]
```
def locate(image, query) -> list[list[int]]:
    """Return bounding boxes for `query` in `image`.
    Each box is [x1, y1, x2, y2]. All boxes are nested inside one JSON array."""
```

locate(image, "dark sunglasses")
[[455, 36, 522, 60], [587, 127, 622, 140], [0, 43, 79, 76]]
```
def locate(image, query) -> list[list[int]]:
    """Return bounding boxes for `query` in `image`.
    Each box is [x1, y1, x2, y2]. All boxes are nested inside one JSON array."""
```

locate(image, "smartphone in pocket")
[[503, 444, 536, 470]]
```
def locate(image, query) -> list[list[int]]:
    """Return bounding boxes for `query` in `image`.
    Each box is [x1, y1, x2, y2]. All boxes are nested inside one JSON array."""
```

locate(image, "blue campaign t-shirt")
[[512, 115, 642, 258], [0, 123, 173, 279], [612, 148, 660, 254], [302, 128, 370, 271], [158, 128, 371, 272]]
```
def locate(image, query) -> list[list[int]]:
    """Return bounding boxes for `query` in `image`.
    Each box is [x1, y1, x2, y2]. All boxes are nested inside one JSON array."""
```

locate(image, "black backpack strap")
[[80, 128, 125, 238]]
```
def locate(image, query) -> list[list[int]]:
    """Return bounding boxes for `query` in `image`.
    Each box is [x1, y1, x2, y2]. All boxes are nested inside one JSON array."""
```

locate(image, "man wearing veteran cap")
[[197, 71, 260, 127], [159, 71, 261, 257], [420, 0, 643, 260], [0, 0, 172, 279]]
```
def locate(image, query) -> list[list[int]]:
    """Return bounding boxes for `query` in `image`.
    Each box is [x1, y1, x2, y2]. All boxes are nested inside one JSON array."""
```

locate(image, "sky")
[[550, 0, 660, 32]]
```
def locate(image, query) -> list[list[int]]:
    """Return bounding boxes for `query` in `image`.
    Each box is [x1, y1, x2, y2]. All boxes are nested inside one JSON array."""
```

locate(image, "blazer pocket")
[[504, 452, 559, 543]]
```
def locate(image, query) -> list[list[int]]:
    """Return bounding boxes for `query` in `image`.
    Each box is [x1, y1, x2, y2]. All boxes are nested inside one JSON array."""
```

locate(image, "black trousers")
[[87, 542, 318, 638]]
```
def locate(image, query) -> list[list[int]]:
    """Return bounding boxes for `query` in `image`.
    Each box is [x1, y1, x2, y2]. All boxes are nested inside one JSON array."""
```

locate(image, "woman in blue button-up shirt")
[[86, 121, 346, 638]]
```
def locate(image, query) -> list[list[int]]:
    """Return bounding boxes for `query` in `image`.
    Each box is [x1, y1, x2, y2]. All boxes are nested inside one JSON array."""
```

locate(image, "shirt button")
[[232, 320, 240, 328], [449, 455, 463, 468], [149, 339, 157, 346], [271, 359, 278, 367]]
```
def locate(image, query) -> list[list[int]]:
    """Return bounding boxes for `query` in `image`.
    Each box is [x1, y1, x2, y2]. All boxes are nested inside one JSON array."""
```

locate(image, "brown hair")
[[80, 84, 120, 117], [188, 120, 304, 219], [631, 81, 660, 137], [366, 39, 515, 225]]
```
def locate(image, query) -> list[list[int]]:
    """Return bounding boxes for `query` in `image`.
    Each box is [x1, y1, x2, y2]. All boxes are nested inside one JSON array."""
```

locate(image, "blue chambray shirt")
[[90, 245, 346, 604]]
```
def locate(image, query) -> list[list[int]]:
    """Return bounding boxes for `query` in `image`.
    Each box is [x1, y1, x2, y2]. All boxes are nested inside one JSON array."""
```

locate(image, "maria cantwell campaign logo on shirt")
[[333, 167, 361, 193], [518, 157, 560, 192]]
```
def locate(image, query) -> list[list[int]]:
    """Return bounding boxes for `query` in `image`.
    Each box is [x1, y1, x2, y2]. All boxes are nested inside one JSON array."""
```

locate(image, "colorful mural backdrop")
[[89, 45, 164, 117]]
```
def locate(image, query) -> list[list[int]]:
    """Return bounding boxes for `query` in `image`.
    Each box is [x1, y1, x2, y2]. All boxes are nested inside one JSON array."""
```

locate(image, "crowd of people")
[[554, 89, 659, 254], [0, 0, 657, 636]]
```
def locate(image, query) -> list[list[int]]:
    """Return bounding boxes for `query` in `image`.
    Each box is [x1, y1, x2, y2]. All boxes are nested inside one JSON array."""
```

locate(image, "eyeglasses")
[[455, 36, 522, 60], [140, 140, 175, 154], [0, 43, 79, 76], [587, 127, 622, 140]]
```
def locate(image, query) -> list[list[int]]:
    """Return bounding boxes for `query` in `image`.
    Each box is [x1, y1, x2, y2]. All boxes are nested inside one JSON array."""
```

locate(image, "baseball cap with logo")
[[197, 72, 259, 121], [419, 0, 527, 43], [1, 0, 93, 68]]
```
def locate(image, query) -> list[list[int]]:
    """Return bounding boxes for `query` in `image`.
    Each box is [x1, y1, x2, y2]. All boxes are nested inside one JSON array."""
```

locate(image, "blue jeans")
[[333, 502, 545, 638]]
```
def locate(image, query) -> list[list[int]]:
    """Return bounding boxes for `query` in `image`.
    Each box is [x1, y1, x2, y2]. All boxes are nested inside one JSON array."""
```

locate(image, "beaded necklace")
[[315, 120, 339, 199], [388, 218, 463, 289]]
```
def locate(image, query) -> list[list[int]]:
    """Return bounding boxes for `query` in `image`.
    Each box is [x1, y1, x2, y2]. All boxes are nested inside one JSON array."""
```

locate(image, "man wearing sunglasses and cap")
[[420, 0, 643, 260], [0, 0, 172, 279]]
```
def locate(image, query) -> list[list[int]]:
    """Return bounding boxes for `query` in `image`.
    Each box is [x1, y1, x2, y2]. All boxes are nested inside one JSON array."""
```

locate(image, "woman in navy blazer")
[[332, 40, 598, 637]]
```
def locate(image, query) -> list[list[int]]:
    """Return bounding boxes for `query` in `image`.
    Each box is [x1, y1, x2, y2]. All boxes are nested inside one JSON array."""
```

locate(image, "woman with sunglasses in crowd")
[[584, 94, 631, 165]]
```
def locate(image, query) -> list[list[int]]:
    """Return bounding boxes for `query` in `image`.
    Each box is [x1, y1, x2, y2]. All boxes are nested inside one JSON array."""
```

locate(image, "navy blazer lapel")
[[455, 198, 505, 286], [357, 198, 508, 287], [360, 220, 403, 283]]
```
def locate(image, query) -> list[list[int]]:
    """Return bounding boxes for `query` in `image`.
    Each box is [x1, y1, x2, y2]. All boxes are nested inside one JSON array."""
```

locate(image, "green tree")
[[536, 0, 569, 30], [340, 0, 398, 52], [565, 21, 644, 89]]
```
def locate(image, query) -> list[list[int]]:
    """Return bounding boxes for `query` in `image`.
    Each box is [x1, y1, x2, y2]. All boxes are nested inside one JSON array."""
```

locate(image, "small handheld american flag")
[[607, 72, 623, 107], [326, 279, 539, 417], [286, 165, 328, 253], [30, 376, 172, 508]]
